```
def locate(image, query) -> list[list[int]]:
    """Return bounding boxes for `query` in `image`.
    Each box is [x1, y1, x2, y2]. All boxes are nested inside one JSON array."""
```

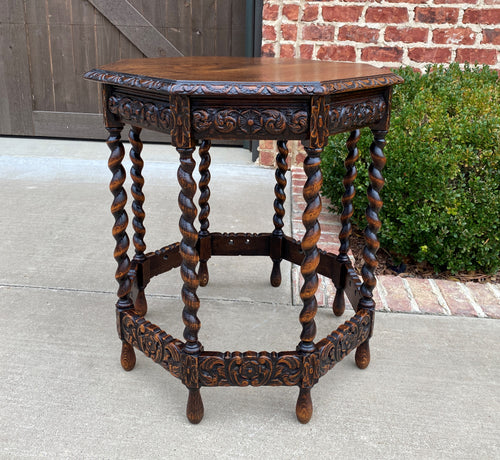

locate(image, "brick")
[[302, 24, 336, 41], [377, 276, 413, 313], [259, 150, 276, 167], [482, 28, 500, 45], [385, 26, 428, 43], [299, 44, 314, 59], [432, 28, 476, 45], [262, 3, 279, 21], [338, 26, 379, 44], [319, 222, 342, 235], [408, 47, 452, 63], [434, 279, 478, 317], [466, 283, 500, 319], [317, 241, 341, 254], [281, 23, 297, 41], [259, 140, 275, 150], [282, 3, 300, 21], [295, 151, 307, 165], [435, 0, 477, 3], [456, 48, 497, 65], [322, 5, 363, 23], [261, 43, 276, 57], [280, 44, 296, 58], [317, 45, 356, 62], [383, 0, 430, 3], [262, 25, 276, 42], [463, 8, 500, 25], [366, 7, 408, 24], [361, 46, 404, 62], [303, 5, 318, 22], [404, 278, 444, 315], [415, 7, 459, 24]]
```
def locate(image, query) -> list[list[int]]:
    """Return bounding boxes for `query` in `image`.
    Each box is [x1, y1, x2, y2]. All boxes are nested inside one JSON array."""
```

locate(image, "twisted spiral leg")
[[198, 140, 211, 287], [271, 140, 289, 287], [356, 130, 387, 369], [107, 125, 135, 370], [177, 147, 201, 356], [298, 146, 322, 354], [333, 130, 361, 317], [129, 126, 147, 316]]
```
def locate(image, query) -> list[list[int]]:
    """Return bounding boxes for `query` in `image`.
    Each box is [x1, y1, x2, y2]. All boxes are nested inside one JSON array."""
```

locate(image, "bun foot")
[[296, 387, 313, 424], [186, 388, 204, 424], [199, 261, 209, 287], [270, 260, 282, 287], [355, 340, 370, 369], [120, 342, 136, 371], [332, 288, 345, 316], [134, 289, 147, 316]]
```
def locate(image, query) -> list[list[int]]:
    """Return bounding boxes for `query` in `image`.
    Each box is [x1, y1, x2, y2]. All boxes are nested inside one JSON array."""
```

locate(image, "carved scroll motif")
[[108, 95, 174, 132], [198, 352, 303, 387], [317, 310, 372, 376], [329, 98, 387, 133], [121, 313, 183, 379], [192, 108, 308, 138]]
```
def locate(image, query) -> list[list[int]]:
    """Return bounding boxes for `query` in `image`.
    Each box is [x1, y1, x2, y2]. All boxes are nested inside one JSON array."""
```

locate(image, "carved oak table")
[[84, 57, 402, 424]]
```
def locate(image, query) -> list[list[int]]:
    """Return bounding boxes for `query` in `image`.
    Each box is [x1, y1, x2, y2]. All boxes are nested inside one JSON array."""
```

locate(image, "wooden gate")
[[0, 0, 261, 140]]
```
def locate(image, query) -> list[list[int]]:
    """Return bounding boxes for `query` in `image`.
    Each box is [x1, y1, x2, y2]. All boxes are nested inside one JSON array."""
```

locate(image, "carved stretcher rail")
[[119, 309, 372, 387], [128, 234, 364, 310]]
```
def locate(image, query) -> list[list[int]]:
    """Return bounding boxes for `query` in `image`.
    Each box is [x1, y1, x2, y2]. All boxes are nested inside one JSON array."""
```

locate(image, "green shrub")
[[321, 63, 500, 274]]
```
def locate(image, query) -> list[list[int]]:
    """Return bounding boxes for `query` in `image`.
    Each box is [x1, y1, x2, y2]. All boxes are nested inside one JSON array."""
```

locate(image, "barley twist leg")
[[198, 139, 211, 287], [107, 125, 136, 371], [333, 130, 361, 317], [270, 140, 289, 287], [298, 146, 322, 353], [177, 146, 201, 355], [177, 146, 203, 423], [129, 126, 147, 316], [356, 130, 387, 369]]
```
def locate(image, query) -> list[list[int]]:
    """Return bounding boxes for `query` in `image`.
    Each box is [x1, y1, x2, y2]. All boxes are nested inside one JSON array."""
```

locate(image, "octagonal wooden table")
[[84, 57, 403, 424]]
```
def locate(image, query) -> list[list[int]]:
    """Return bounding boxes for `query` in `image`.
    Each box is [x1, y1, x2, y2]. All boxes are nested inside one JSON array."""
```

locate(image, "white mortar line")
[[428, 279, 452, 315], [458, 282, 487, 318], [401, 277, 421, 313], [375, 276, 391, 312], [487, 283, 500, 302]]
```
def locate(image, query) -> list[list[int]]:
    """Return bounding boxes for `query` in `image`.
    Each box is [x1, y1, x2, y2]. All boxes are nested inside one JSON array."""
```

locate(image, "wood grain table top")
[[84, 57, 403, 97]]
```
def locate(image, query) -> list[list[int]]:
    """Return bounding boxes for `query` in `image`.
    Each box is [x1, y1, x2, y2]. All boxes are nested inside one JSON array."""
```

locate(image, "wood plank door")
[[0, 0, 260, 141]]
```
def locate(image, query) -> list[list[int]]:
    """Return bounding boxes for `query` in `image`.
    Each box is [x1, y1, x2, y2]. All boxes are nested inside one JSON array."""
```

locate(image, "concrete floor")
[[1, 137, 499, 459]]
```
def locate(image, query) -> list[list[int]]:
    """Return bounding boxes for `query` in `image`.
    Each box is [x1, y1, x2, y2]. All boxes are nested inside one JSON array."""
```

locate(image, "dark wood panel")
[[2, 0, 259, 140], [49, 25, 79, 112], [26, 24, 55, 112], [128, 0, 167, 32], [72, 24, 100, 113], [88, 0, 182, 57], [0, 24, 33, 135], [0, 0, 25, 22]]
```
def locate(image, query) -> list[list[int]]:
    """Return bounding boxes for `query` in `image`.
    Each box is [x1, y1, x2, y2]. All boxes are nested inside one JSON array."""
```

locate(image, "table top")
[[84, 57, 402, 97]]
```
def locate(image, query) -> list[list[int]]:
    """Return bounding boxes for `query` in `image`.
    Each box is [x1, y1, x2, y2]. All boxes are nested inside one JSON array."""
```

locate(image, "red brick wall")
[[258, 0, 500, 166]]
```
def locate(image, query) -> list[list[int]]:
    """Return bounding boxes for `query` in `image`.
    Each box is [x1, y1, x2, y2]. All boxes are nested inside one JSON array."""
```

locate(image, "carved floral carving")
[[329, 97, 387, 133], [317, 310, 371, 376], [121, 313, 183, 379], [192, 108, 308, 137], [108, 95, 174, 132], [198, 352, 303, 387]]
